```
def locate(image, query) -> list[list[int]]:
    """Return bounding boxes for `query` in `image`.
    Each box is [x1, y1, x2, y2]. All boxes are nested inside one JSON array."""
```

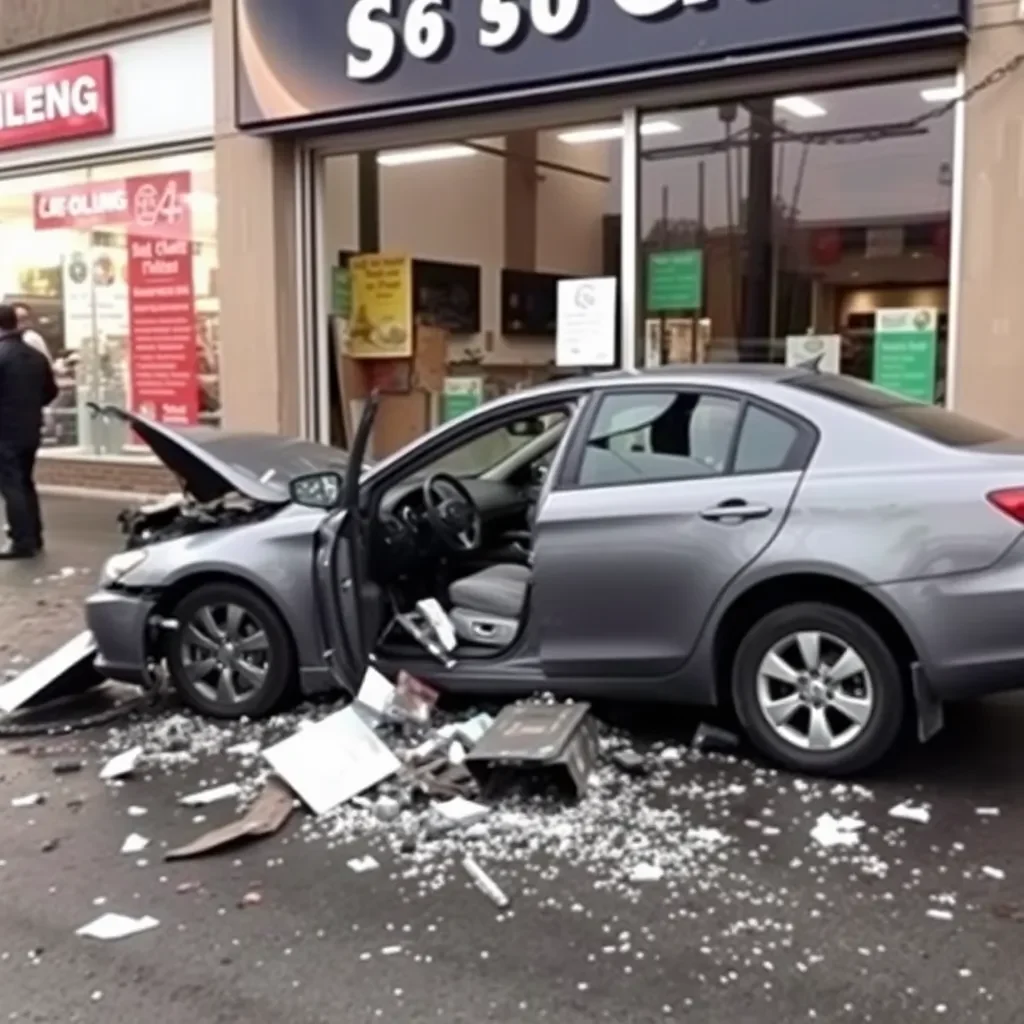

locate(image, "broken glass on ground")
[[99, 746, 143, 781], [263, 707, 401, 816], [165, 778, 294, 860]]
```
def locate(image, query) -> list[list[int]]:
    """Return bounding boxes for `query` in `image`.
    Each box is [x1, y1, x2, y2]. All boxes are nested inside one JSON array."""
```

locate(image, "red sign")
[[127, 172, 198, 426], [34, 179, 128, 231], [0, 56, 112, 152]]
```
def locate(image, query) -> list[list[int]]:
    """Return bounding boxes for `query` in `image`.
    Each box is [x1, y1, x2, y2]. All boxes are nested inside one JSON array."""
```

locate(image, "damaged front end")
[[117, 492, 277, 551]]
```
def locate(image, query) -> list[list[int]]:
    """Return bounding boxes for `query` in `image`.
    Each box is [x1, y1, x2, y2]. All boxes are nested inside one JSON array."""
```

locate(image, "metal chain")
[[754, 52, 1024, 148]]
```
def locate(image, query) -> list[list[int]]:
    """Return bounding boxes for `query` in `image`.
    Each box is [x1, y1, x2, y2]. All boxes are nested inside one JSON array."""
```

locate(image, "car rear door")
[[530, 387, 815, 679], [313, 395, 378, 694]]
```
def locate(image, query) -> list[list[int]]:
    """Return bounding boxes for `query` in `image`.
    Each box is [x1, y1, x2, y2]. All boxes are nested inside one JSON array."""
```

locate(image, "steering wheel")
[[422, 472, 483, 553]]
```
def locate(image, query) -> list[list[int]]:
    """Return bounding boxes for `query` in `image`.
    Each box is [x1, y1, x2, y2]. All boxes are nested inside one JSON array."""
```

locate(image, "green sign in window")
[[647, 250, 703, 312], [872, 307, 938, 403]]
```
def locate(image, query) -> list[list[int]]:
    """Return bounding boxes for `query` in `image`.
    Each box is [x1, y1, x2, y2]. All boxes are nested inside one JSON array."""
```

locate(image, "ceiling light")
[[377, 144, 475, 166], [556, 120, 680, 144], [921, 85, 961, 103], [774, 96, 826, 118]]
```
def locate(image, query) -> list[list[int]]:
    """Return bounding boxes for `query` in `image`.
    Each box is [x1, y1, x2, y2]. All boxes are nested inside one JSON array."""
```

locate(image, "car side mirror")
[[289, 471, 344, 509]]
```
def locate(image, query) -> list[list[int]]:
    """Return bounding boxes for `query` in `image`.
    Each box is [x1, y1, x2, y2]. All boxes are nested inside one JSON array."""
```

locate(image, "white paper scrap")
[[355, 666, 396, 721], [76, 913, 160, 941], [179, 783, 242, 807], [263, 706, 401, 817], [10, 793, 43, 808], [810, 813, 864, 848], [120, 834, 149, 855], [348, 855, 380, 873], [889, 801, 931, 825], [435, 796, 490, 827], [100, 746, 143, 781]]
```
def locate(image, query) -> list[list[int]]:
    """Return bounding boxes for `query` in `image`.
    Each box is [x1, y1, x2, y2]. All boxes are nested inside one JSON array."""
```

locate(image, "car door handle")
[[699, 500, 773, 522]]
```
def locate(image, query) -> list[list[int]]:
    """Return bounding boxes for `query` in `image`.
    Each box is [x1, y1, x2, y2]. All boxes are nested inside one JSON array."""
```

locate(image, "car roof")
[[593, 363, 806, 385]]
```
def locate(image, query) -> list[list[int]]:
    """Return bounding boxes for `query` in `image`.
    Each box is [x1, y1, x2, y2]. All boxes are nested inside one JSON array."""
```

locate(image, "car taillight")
[[987, 488, 1024, 523]]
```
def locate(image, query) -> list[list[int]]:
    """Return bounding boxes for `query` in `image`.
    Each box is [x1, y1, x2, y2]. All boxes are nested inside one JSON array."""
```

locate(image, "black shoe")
[[0, 543, 39, 560]]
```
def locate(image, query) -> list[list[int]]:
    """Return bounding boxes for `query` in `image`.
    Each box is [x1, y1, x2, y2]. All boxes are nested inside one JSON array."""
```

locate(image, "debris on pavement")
[[99, 745, 143, 781], [691, 722, 740, 754], [464, 701, 598, 800], [889, 800, 932, 824], [76, 912, 160, 940], [434, 796, 490, 828], [165, 778, 294, 860], [462, 855, 510, 908], [611, 748, 649, 776], [982, 865, 1006, 880], [238, 890, 263, 908], [263, 706, 401, 816], [810, 813, 865, 848], [391, 671, 439, 726], [121, 833, 149, 854], [11, 792, 44, 807], [178, 782, 242, 807], [348, 855, 380, 873], [354, 665, 397, 724], [977, 806, 1001, 817], [628, 862, 665, 882], [0, 630, 102, 714], [52, 759, 83, 775]]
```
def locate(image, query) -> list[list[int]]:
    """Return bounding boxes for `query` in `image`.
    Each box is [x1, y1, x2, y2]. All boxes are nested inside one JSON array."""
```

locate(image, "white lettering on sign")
[[0, 74, 99, 129], [346, 0, 715, 80], [36, 185, 126, 223]]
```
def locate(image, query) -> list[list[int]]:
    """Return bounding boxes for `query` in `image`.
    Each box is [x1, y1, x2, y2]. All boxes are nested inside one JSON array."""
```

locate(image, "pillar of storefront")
[[211, 0, 301, 436], [954, 1, 1024, 432], [504, 131, 539, 270]]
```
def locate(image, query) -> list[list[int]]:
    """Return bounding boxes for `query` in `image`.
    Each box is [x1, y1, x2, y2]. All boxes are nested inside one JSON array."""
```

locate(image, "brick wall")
[[37, 457, 176, 494], [0, 0, 208, 53]]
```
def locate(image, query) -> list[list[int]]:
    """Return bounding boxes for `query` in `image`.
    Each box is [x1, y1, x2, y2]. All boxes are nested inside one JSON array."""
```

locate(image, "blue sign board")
[[235, 0, 966, 131]]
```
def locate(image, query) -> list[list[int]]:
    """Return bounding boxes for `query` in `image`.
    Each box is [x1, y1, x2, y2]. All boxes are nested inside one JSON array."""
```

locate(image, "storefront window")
[[636, 77, 954, 403], [0, 149, 219, 455]]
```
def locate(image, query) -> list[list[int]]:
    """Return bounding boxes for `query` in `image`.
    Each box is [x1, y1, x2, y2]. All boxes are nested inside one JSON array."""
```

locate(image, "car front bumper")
[[84, 588, 157, 686]]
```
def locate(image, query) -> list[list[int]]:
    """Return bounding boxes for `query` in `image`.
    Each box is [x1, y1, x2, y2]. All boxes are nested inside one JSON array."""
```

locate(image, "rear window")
[[787, 374, 1008, 447]]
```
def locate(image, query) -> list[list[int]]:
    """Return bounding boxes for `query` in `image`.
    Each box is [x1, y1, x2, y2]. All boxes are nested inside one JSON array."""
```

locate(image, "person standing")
[[0, 304, 57, 558], [11, 303, 51, 363]]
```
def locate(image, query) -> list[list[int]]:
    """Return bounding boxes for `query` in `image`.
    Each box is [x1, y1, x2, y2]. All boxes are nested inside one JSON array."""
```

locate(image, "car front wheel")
[[167, 582, 296, 719], [731, 602, 905, 776]]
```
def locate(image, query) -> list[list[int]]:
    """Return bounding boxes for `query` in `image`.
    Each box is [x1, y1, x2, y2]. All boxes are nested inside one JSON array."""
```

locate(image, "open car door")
[[313, 394, 379, 695]]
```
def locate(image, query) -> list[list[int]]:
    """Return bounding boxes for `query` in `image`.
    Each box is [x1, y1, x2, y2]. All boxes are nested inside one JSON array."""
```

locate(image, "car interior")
[[361, 403, 574, 660]]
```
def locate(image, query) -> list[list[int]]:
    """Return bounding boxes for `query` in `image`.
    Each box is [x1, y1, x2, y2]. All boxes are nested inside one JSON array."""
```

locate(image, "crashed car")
[[86, 365, 1024, 776]]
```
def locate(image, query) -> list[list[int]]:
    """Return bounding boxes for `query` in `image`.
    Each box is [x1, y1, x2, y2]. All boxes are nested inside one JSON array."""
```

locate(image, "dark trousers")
[[0, 444, 41, 551]]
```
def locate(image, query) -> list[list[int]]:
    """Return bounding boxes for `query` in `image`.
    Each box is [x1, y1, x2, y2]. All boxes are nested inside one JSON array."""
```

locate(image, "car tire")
[[167, 582, 296, 719], [731, 602, 905, 776]]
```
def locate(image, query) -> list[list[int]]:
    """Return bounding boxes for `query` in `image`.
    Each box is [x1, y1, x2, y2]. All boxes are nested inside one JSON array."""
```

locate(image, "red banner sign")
[[0, 56, 112, 152], [34, 179, 128, 231], [127, 172, 198, 426]]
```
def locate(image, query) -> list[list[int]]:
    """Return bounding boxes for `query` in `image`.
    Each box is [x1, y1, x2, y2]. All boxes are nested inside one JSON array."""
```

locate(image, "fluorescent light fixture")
[[377, 144, 475, 166], [774, 96, 826, 118], [557, 119, 680, 144], [921, 84, 961, 103]]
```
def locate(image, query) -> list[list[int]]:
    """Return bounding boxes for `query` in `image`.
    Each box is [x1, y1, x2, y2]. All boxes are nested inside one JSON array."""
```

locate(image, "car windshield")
[[787, 373, 1009, 447], [415, 412, 568, 478]]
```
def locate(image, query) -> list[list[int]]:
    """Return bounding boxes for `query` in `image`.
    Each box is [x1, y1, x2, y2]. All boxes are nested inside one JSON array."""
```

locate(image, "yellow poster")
[[345, 254, 413, 359]]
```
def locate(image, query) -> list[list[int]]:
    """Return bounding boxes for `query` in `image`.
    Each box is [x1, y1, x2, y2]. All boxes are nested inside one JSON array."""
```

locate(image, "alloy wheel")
[[180, 603, 271, 706], [755, 630, 874, 752]]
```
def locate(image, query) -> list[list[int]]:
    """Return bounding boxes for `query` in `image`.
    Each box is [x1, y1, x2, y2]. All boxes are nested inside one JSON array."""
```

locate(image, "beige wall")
[[211, 0, 299, 435], [954, 0, 1024, 431], [0, 0, 206, 52]]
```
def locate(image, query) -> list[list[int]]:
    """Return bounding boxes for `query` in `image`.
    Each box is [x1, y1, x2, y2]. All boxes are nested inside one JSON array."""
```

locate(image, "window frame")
[[555, 385, 819, 492]]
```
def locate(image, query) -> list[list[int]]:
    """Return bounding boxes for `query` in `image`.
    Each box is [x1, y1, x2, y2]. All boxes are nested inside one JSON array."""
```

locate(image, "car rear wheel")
[[167, 582, 296, 719], [731, 602, 905, 776]]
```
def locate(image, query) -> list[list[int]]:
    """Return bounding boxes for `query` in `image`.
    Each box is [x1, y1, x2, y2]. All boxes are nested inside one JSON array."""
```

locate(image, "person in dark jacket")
[[0, 304, 58, 558]]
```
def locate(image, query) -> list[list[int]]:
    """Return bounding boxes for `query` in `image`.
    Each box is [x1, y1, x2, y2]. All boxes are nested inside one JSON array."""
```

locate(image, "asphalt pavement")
[[0, 497, 1022, 1023]]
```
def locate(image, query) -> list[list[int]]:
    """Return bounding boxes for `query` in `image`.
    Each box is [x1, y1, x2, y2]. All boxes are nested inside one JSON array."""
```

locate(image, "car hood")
[[101, 407, 351, 504]]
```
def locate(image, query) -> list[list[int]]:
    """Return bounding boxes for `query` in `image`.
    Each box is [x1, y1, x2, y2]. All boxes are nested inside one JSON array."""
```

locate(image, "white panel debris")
[[76, 913, 160, 940]]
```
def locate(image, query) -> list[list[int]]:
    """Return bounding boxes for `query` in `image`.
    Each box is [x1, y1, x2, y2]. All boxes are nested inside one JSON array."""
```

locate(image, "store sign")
[[0, 56, 112, 151], [235, 0, 966, 129], [872, 307, 938, 403], [34, 181, 128, 231], [556, 277, 616, 367]]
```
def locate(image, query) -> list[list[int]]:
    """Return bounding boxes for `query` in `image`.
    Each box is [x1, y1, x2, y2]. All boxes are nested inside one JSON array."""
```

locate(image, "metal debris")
[[462, 855, 510, 908], [99, 746, 143, 781]]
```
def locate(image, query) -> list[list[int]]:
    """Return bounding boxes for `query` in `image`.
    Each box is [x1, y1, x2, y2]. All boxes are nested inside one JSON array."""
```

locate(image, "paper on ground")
[[435, 796, 490, 826], [100, 746, 143, 781], [76, 913, 159, 940], [179, 783, 242, 807], [121, 833, 149, 854], [889, 801, 931, 825], [810, 813, 864, 848], [263, 707, 401, 816]]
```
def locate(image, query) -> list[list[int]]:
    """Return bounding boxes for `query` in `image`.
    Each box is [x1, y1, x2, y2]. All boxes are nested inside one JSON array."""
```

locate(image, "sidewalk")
[[0, 495, 122, 668]]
